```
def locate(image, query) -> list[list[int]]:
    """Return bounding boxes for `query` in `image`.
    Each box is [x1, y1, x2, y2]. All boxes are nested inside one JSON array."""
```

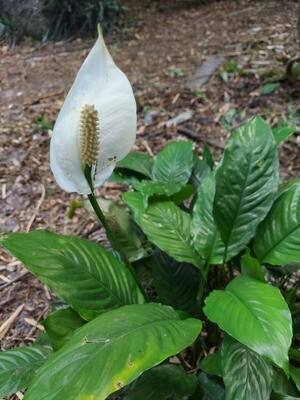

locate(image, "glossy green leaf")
[[41, 308, 86, 351], [189, 154, 212, 190], [171, 184, 195, 205], [117, 151, 154, 178], [200, 351, 223, 377], [137, 180, 183, 207], [108, 171, 142, 186], [124, 364, 198, 400], [204, 275, 292, 373], [152, 141, 194, 185], [272, 368, 300, 397], [290, 366, 300, 392], [213, 116, 279, 258], [222, 335, 273, 400], [0, 345, 51, 397], [270, 393, 300, 400], [203, 143, 214, 169], [254, 183, 300, 265], [122, 191, 146, 220], [241, 248, 265, 281], [152, 250, 200, 315], [24, 303, 202, 400], [132, 256, 154, 288], [124, 195, 203, 269], [190, 373, 225, 400], [191, 173, 226, 264], [96, 198, 149, 262], [0, 230, 145, 321], [272, 125, 298, 145]]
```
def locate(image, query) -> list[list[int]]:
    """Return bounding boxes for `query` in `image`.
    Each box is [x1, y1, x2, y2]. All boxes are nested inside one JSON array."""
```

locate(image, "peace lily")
[[50, 31, 136, 194]]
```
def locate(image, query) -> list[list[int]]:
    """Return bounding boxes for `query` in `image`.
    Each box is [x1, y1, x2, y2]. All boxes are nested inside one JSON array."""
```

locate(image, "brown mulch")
[[0, 0, 299, 365]]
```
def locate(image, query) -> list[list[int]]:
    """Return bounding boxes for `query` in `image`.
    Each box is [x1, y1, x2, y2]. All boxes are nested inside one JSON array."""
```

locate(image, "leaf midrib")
[[34, 315, 193, 399], [221, 148, 253, 248], [259, 223, 300, 263], [145, 206, 197, 259], [29, 246, 131, 308], [225, 288, 280, 347]]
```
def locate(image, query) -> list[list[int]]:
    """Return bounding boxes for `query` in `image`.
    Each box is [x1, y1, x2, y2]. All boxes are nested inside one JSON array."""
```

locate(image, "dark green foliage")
[[43, 0, 122, 41], [0, 0, 122, 44]]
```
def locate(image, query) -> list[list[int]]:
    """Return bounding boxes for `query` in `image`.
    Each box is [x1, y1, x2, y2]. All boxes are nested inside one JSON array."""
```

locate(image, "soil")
[[0, 0, 299, 393]]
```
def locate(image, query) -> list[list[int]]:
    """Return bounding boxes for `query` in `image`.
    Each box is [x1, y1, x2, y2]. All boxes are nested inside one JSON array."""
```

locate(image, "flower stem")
[[84, 168, 148, 301]]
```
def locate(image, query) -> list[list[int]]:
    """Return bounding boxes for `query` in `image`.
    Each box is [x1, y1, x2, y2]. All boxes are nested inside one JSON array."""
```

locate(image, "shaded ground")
[[0, 0, 299, 366]]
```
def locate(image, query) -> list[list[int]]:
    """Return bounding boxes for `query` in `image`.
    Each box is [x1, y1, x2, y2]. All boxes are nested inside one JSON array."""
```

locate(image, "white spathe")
[[50, 34, 137, 194]]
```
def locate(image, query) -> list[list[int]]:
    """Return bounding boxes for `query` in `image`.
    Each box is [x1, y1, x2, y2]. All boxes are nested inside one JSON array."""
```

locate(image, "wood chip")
[[0, 304, 24, 340]]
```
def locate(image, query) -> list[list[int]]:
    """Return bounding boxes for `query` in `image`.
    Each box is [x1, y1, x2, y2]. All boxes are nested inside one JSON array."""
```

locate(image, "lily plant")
[[1, 28, 300, 400], [50, 29, 140, 275]]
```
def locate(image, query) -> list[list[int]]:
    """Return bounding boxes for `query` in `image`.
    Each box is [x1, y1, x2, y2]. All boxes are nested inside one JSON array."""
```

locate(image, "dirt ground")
[[0, 0, 299, 371]]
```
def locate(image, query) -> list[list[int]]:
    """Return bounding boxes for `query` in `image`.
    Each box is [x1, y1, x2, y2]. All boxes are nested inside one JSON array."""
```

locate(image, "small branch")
[[0, 271, 29, 290], [178, 127, 225, 149]]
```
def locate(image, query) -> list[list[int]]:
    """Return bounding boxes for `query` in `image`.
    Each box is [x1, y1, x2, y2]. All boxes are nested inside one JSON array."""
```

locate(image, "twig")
[[26, 183, 46, 232], [177, 127, 225, 149], [0, 271, 29, 290], [0, 304, 24, 340]]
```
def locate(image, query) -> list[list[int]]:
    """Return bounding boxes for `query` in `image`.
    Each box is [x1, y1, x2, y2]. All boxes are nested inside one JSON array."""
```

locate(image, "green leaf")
[[241, 248, 265, 281], [41, 308, 86, 351], [200, 351, 223, 377], [152, 141, 194, 185], [254, 183, 300, 265], [108, 171, 142, 186], [117, 151, 154, 178], [24, 303, 202, 400], [137, 180, 183, 207], [293, 308, 300, 339], [203, 143, 214, 169], [132, 256, 154, 288], [190, 373, 225, 400], [272, 125, 298, 144], [204, 275, 292, 373], [272, 368, 300, 397], [189, 155, 212, 190], [93, 198, 150, 262], [191, 173, 226, 264], [171, 184, 195, 205], [124, 364, 198, 400], [0, 230, 145, 321], [0, 344, 51, 397], [270, 393, 300, 400], [261, 83, 279, 95], [124, 195, 203, 269], [122, 191, 146, 220], [152, 250, 200, 315], [290, 366, 300, 392], [213, 116, 279, 258], [221, 335, 273, 400]]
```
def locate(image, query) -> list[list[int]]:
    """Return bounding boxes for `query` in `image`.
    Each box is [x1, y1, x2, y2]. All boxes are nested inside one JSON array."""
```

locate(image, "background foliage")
[[0, 0, 121, 45]]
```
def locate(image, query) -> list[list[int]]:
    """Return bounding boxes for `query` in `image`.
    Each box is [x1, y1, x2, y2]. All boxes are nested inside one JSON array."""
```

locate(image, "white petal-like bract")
[[50, 34, 136, 194]]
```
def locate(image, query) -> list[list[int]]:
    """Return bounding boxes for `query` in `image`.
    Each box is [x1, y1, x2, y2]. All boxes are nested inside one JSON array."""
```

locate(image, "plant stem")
[[196, 264, 209, 318], [84, 166, 148, 301], [87, 191, 148, 301], [177, 353, 193, 371]]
